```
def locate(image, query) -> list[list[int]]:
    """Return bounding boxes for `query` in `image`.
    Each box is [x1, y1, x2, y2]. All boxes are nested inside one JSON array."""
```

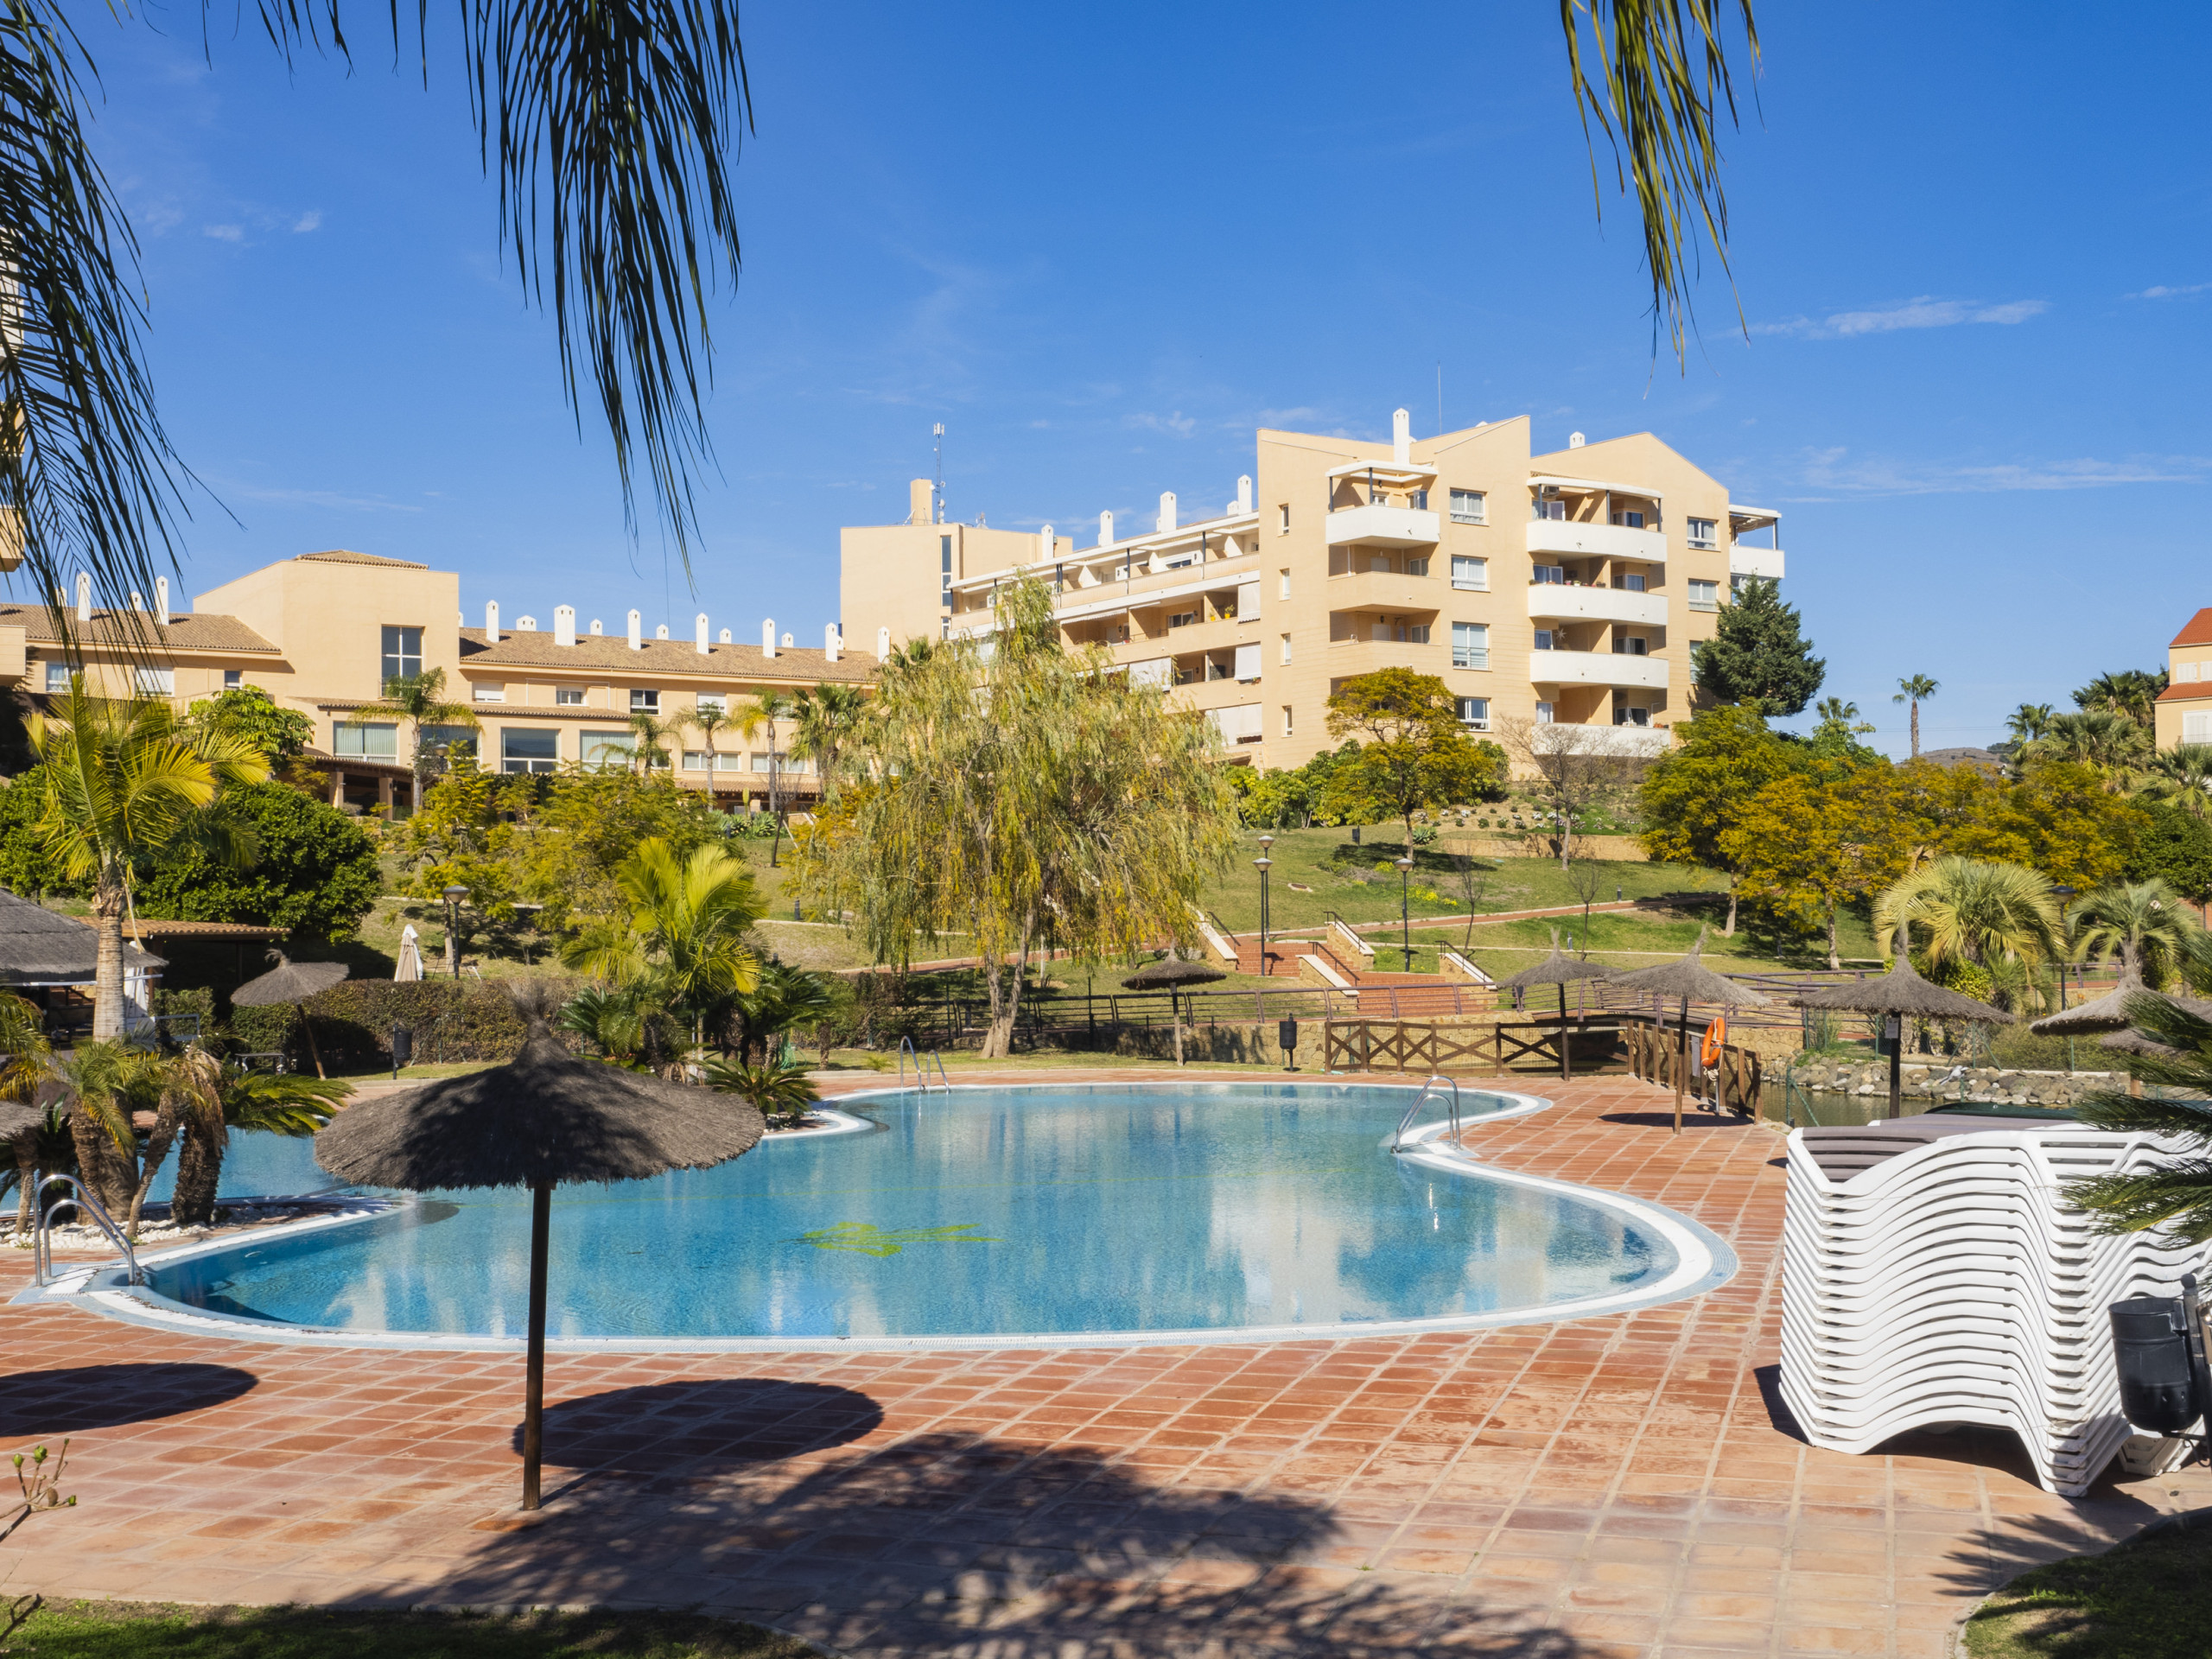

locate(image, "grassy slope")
[[1963, 1523, 2212, 1659]]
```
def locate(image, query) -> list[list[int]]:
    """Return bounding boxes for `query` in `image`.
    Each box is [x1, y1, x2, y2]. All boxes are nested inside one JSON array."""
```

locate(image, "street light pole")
[[442, 883, 469, 979], [1254, 835, 1274, 977], [1396, 854, 1414, 971], [2051, 884, 2078, 1071]]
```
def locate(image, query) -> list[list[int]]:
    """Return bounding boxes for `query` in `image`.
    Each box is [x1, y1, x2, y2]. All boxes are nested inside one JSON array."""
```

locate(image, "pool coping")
[[34, 1081, 1738, 1353]]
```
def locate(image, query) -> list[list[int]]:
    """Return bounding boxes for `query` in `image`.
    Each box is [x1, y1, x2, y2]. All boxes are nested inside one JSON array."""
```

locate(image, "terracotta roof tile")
[[293, 550, 429, 569], [0, 606, 282, 655], [455, 629, 877, 683], [2170, 607, 2212, 648]]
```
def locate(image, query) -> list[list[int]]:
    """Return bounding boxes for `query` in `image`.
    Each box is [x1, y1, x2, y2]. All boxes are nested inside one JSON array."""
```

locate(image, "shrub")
[[134, 780, 382, 941]]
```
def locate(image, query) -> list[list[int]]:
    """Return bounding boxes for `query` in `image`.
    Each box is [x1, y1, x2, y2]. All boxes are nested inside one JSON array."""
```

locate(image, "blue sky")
[[76, 1, 2212, 755]]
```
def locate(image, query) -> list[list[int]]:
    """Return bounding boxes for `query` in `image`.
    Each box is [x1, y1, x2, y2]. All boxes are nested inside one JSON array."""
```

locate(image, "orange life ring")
[[1700, 1015, 1727, 1068]]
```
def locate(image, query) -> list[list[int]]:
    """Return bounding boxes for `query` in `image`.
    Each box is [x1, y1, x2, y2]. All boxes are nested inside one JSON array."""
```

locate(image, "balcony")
[[1324, 635, 1446, 680], [1325, 504, 1441, 549], [1729, 545, 1785, 581], [1525, 585, 1669, 626], [1526, 519, 1669, 564], [1118, 613, 1256, 658], [1528, 649, 1669, 691], [1325, 567, 1441, 615]]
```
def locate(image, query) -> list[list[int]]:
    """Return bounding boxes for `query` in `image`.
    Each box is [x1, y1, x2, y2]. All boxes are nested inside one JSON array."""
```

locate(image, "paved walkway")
[[3, 1070, 2204, 1657]]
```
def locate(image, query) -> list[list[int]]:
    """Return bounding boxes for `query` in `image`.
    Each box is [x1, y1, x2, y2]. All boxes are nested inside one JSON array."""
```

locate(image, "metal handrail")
[[1393, 1074, 1461, 1154], [32, 1173, 143, 1288], [897, 1039, 951, 1093], [897, 1037, 918, 1090], [927, 1049, 950, 1091]]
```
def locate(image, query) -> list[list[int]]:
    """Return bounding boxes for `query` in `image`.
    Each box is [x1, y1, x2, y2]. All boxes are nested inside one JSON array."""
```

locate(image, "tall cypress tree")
[[1690, 577, 1826, 715]]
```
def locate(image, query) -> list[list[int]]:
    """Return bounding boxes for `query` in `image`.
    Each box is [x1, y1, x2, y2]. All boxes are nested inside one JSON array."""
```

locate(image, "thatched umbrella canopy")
[[1799, 956, 2012, 1121], [315, 1021, 766, 1510], [232, 951, 351, 1080], [2031, 970, 2149, 1038], [1503, 936, 1615, 1081], [1121, 957, 1226, 1066], [1611, 930, 1770, 1133], [0, 1097, 37, 1143]]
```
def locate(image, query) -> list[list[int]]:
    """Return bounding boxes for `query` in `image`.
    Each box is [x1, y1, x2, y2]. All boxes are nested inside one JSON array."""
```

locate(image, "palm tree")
[[2063, 998, 2212, 1241], [731, 692, 795, 864], [1, 993, 54, 1238], [2143, 745, 2212, 822], [27, 682, 268, 1041], [2006, 702, 2056, 745], [690, 702, 734, 800], [1875, 855, 2062, 1003], [1892, 675, 1939, 759], [352, 668, 479, 788], [48, 1039, 167, 1225], [789, 683, 868, 798], [2024, 709, 2152, 787], [2069, 879, 2212, 989], [733, 962, 839, 1065], [2073, 668, 2168, 732], [624, 710, 680, 775], [703, 1053, 819, 1127], [170, 1065, 350, 1228]]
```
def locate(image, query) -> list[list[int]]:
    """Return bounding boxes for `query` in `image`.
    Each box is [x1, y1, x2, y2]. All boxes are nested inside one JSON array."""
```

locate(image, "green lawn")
[[1963, 1522, 2212, 1658], [3, 1602, 816, 1659]]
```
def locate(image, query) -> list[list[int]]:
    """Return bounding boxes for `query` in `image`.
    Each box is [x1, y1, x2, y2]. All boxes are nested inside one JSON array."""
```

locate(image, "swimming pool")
[[123, 1081, 1733, 1350]]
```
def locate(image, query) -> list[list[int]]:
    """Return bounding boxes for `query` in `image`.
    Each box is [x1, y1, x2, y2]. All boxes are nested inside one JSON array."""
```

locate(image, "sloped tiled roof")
[[455, 629, 878, 683], [294, 550, 429, 569], [2169, 607, 2212, 648], [0, 605, 282, 655]]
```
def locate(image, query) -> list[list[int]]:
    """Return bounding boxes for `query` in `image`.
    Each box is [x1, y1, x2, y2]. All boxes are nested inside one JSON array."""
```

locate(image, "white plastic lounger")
[[1781, 1116, 2212, 1496]]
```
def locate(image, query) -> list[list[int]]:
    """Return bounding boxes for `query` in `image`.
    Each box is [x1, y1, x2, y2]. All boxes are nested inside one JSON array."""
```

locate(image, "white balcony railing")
[[1325, 504, 1441, 548], [1526, 519, 1669, 565], [1729, 546, 1785, 581], [1528, 649, 1670, 691], [1525, 586, 1669, 626]]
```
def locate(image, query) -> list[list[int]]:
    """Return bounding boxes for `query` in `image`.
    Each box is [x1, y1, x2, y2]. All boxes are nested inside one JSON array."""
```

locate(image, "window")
[[1169, 611, 1195, 629], [380, 625, 422, 688], [940, 535, 953, 607], [1406, 622, 1431, 645], [132, 666, 175, 696], [335, 721, 398, 759], [501, 728, 559, 773], [1614, 704, 1651, 727], [1366, 552, 1393, 574], [1534, 629, 1555, 652], [421, 724, 475, 758], [580, 730, 634, 767], [556, 685, 586, 706], [1409, 488, 1428, 511], [1535, 701, 1554, 723], [1282, 705, 1294, 738], [1617, 571, 1646, 593], [1405, 556, 1429, 577], [1688, 579, 1719, 612], [1450, 488, 1486, 525], [43, 662, 67, 694], [682, 751, 715, 772], [1687, 518, 1718, 550], [223, 670, 243, 690], [696, 693, 727, 715], [474, 683, 505, 703], [1613, 635, 1648, 656], [629, 689, 659, 713], [1610, 511, 1646, 529], [1280, 632, 1293, 665], [1534, 498, 1566, 521], [1532, 564, 1565, 585], [1451, 556, 1488, 591], [2186, 712, 2212, 743], [1456, 697, 1491, 730], [1278, 568, 1291, 600], [1278, 503, 1290, 533], [1452, 622, 1490, 671]]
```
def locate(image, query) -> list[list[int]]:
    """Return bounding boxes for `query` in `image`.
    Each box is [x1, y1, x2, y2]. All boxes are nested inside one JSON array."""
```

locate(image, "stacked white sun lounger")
[[1781, 1116, 2212, 1496]]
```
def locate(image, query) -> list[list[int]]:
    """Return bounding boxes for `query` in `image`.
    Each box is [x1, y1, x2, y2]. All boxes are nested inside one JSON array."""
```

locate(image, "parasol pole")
[[521, 1182, 551, 1510], [1886, 1020, 1903, 1121], [301, 1012, 327, 1080], [1558, 982, 1571, 1081], [1674, 993, 1688, 1135]]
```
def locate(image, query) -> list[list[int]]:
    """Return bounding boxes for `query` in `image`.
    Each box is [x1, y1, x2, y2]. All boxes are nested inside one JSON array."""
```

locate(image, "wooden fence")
[[1622, 1020, 1763, 1114], [1321, 1017, 1620, 1076]]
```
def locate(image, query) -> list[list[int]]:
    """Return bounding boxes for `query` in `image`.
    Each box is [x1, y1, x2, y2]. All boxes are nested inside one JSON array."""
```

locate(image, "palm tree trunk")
[[1723, 880, 1738, 938], [13, 1133, 38, 1238], [126, 1096, 186, 1236], [1826, 902, 1840, 972], [172, 1114, 222, 1227], [92, 864, 130, 1042], [67, 1104, 135, 1218], [1910, 700, 1921, 759]]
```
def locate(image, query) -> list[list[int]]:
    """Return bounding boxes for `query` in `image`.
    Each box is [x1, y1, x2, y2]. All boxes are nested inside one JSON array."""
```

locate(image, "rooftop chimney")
[[485, 600, 500, 645], [590, 618, 604, 635], [719, 627, 731, 644], [781, 632, 794, 648], [1236, 474, 1253, 514], [876, 626, 891, 663], [762, 618, 777, 658], [654, 623, 669, 640], [1392, 408, 1411, 464], [154, 576, 169, 626], [627, 608, 643, 651], [516, 614, 537, 631], [555, 605, 576, 646], [75, 572, 90, 623], [910, 478, 933, 525], [696, 613, 710, 655], [824, 623, 841, 664], [129, 591, 143, 611], [1098, 510, 1114, 548], [1038, 524, 1054, 562], [1157, 492, 1177, 534], [1569, 431, 1586, 448]]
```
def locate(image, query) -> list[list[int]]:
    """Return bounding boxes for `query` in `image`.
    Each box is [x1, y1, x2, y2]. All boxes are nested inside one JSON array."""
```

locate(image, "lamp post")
[[442, 883, 469, 979], [1396, 854, 1415, 971], [1254, 835, 1274, 977], [2051, 884, 2077, 1071]]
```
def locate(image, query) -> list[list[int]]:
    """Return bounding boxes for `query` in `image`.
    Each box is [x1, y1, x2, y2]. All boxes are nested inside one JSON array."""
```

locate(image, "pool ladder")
[[1392, 1075, 1462, 1154], [897, 1038, 950, 1093], [29, 1172, 144, 1289]]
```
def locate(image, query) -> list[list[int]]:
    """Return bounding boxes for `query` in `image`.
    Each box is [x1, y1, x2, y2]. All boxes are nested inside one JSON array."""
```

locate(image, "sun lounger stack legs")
[[1781, 1118, 2212, 1496]]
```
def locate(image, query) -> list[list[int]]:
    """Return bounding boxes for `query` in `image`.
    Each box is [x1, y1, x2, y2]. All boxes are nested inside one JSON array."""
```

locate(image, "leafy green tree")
[[1892, 674, 1939, 760], [1688, 578, 1824, 715], [0, 776, 72, 898], [48, 1039, 168, 1223], [512, 770, 741, 934], [1802, 698, 1881, 768], [556, 985, 657, 1069], [133, 781, 381, 942], [1722, 764, 1913, 968], [624, 710, 681, 774], [2126, 802, 2212, 909], [1638, 703, 1800, 933], [1228, 744, 1364, 830], [26, 683, 268, 1039], [184, 687, 314, 761], [806, 577, 1237, 1058], [560, 837, 764, 1057], [789, 683, 868, 798], [1322, 669, 1503, 837]]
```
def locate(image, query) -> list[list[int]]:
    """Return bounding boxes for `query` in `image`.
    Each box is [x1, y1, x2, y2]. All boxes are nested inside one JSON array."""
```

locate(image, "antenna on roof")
[[932, 423, 945, 525]]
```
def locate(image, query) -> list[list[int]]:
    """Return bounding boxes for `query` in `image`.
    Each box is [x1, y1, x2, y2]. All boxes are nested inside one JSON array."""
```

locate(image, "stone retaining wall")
[[1784, 1058, 2122, 1108]]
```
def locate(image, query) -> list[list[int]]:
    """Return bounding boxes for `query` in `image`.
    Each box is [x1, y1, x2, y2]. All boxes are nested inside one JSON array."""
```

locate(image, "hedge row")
[[156, 978, 588, 1072]]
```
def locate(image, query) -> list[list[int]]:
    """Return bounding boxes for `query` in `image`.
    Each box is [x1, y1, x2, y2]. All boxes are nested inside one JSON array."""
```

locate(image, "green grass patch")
[[1962, 1522, 2212, 1659], [1, 1600, 818, 1659]]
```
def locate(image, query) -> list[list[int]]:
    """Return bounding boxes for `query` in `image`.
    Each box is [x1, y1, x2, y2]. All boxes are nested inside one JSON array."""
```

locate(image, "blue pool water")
[[146, 1083, 1697, 1342]]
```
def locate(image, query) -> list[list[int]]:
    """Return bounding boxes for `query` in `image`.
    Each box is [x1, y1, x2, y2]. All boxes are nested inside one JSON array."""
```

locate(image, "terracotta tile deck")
[[3, 1069, 2205, 1657]]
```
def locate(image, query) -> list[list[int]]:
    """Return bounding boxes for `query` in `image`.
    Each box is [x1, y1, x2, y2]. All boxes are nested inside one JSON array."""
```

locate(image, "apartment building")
[[839, 410, 1787, 770], [5, 550, 860, 815], [2154, 607, 2212, 749]]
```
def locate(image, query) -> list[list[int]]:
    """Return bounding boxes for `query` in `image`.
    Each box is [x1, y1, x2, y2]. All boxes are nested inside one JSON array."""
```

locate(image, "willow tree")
[[807, 579, 1238, 1058]]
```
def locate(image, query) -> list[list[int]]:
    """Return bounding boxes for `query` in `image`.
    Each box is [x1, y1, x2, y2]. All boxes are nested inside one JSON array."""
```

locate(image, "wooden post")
[[1558, 982, 1572, 1082], [520, 1181, 551, 1510], [1674, 995, 1689, 1135]]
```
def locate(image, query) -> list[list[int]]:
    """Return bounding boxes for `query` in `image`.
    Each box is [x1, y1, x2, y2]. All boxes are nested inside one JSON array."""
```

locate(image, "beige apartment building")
[[840, 410, 1786, 770], [4, 551, 861, 815], [2155, 607, 2212, 749]]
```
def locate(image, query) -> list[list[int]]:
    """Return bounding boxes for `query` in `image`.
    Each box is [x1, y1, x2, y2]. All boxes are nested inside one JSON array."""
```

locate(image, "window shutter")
[[1234, 643, 1262, 681], [1236, 581, 1261, 617]]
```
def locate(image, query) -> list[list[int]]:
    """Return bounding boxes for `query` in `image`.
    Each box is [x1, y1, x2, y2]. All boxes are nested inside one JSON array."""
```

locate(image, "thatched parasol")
[[1121, 957, 1226, 1066], [314, 1021, 766, 1510], [232, 951, 351, 1080], [1611, 929, 1771, 1133], [0, 1096, 38, 1145], [2031, 970, 2151, 1038], [1502, 933, 1614, 1081], [1799, 955, 2012, 1120]]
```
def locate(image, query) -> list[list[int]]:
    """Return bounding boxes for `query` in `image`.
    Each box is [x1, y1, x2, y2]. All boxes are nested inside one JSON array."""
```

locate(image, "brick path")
[[3, 1069, 2204, 1657]]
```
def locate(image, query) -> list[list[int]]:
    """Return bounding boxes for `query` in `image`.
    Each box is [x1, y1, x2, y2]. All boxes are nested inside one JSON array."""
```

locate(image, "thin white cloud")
[[1125, 410, 1198, 438], [292, 210, 322, 233], [1751, 296, 2048, 340], [220, 481, 423, 513], [2129, 281, 2212, 300], [203, 224, 244, 243], [1791, 445, 2212, 498]]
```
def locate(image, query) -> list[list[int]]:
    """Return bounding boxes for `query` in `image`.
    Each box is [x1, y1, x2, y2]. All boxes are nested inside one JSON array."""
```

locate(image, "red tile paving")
[[3, 1067, 2206, 1658]]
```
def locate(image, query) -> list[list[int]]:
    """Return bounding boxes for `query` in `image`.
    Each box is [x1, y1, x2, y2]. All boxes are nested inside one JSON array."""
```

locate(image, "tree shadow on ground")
[[0, 1363, 257, 1436], [509, 1379, 884, 1476], [1595, 1109, 1742, 1132], [1930, 1502, 2179, 1610], [391, 1420, 1602, 1658]]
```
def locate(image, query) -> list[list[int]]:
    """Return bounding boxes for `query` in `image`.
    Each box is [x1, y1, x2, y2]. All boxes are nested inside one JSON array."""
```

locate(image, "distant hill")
[[1920, 747, 2004, 775]]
